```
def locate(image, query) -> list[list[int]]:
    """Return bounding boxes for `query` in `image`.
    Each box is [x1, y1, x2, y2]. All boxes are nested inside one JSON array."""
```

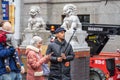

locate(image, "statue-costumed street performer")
[[26, 6, 46, 31]]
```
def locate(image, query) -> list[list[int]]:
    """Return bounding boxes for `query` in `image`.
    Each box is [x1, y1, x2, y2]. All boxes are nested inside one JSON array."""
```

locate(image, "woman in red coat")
[[26, 36, 51, 80]]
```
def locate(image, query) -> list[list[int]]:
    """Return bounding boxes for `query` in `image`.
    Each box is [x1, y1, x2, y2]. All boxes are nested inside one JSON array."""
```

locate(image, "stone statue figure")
[[21, 6, 50, 47], [61, 4, 82, 31], [61, 4, 89, 51], [25, 6, 46, 31]]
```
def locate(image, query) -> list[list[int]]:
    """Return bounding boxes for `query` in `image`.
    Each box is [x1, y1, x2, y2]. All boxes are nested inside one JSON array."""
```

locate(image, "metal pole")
[[64, 28, 77, 53]]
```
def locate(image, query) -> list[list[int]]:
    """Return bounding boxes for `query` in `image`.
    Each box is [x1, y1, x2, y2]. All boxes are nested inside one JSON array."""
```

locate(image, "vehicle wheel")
[[90, 68, 106, 80]]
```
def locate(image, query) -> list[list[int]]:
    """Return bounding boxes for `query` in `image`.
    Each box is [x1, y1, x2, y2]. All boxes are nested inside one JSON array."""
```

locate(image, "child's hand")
[[21, 66, 25, 74]]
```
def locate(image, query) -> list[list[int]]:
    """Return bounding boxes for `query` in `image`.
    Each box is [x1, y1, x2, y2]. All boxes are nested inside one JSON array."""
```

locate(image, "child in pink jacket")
[[26, 36, 51, 80]]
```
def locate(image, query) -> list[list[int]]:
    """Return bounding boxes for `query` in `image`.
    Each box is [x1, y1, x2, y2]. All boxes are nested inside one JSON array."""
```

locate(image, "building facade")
[[21, 0, 120, 51], [0, 0, 119, 51], [22, 0, 120, 28]]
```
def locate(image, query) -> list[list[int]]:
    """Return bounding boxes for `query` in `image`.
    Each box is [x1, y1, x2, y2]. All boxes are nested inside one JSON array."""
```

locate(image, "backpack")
[[42, 63, 50, 76]]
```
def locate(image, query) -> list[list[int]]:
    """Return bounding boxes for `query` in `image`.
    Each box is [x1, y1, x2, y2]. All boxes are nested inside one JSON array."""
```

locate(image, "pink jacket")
[[25, 45, 49, 80]]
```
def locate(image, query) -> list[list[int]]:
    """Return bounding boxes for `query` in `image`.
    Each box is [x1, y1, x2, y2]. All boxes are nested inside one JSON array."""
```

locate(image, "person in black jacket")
[[46, 27, 74, 80]]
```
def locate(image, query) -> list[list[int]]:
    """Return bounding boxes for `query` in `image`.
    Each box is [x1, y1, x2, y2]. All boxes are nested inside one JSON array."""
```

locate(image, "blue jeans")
[[0, 73, 11, 80], [10, 72, 22, 80]]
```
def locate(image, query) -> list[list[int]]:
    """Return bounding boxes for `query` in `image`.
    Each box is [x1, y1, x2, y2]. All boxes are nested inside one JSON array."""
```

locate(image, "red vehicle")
[[83, 24, 120, 80], [90, 56, 116, 80], [99, 52, 120, 80]]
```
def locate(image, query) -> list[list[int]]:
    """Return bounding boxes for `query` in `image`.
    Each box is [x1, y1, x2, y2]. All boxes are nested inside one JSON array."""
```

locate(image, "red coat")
[[26, 45, 49, 80]]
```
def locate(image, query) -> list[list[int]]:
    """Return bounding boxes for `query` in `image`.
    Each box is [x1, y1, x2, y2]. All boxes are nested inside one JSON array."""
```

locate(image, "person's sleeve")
[[65, 45, 75, 61], [28, 51, 48, 70], [46, 44, 58, 63], [0, 46, 15, 58]]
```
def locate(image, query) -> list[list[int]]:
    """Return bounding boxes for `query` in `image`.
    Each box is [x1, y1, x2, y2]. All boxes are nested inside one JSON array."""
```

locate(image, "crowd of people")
[[0, 20, 74, 80]]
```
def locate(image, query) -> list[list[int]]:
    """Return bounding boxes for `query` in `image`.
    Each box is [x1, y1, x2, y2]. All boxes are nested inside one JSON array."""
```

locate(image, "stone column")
[[14, 0, 21, 45], [0, 0, 2, 19]]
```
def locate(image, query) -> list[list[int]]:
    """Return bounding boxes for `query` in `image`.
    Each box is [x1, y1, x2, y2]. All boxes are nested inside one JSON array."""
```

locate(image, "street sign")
[[2, 1, 9, 20]]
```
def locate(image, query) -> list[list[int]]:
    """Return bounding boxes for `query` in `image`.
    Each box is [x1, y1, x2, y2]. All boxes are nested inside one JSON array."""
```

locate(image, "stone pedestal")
[[71, 51, 90, 80], [21, 30, 50, 48], [65, 29, 90, 80], [65, 29, 89, 52]]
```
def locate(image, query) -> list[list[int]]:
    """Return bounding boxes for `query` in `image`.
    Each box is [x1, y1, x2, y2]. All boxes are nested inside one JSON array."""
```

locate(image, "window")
[[78, 15, 90, 24]]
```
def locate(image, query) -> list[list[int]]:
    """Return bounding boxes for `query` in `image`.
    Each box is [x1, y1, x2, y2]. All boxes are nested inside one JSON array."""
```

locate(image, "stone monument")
[[21, 6, 50, 47], [61, 4, 89, 52], [61, 4, 90, 80], [25, 6, 46, 30]]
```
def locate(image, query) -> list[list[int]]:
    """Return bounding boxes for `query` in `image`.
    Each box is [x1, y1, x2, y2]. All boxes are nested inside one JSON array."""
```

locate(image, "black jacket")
[[46, 39, 74, 80]]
